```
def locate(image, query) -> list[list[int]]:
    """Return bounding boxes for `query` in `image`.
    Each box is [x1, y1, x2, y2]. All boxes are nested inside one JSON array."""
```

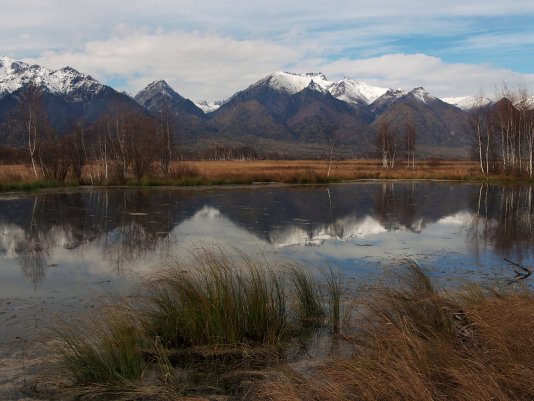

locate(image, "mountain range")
[[0, 57, 482, 157]]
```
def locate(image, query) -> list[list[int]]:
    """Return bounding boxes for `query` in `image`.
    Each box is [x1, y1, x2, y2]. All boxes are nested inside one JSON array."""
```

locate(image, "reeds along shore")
[[52, 249, 344, 387], [2, 159, 529, 190], [49, 249, 534, 401]]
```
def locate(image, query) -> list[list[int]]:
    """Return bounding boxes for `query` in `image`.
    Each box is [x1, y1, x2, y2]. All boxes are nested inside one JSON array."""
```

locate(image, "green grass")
[[288, 265, 325, 328], [0, 179, 80, 192], [143, 249, 291, 347]]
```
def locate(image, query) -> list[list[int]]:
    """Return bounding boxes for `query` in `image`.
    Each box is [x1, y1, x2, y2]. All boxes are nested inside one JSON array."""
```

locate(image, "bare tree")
[[326, 136, 336, 178], [157, 106, 175, 175], [39, 134, 71, 181], [404, 119, 416, 170], [377, 119, 397, 169], [127, 114, 158, 181], [64, 125, 87, 181], [471, 84, 534, 177], [470, 94, 493, 175], [9, 82, 48, 178]]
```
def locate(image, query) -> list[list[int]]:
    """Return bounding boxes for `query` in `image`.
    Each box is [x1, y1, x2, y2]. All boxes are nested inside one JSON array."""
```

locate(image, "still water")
[[1, 181, 534, 343]]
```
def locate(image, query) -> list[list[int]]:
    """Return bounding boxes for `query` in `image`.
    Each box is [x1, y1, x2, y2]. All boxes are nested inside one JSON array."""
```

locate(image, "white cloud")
[[29, 30, 302, 100], [27, 35, 534, 101], [314, 54, 534, 98]]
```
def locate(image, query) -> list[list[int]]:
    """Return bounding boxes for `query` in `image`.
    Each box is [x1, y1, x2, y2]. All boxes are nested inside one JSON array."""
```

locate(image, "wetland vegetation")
[[43, 250, 534, 401]]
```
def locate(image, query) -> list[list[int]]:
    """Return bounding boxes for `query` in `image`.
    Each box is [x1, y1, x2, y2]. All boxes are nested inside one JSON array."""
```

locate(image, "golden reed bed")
[[0, 159, 481, 186]]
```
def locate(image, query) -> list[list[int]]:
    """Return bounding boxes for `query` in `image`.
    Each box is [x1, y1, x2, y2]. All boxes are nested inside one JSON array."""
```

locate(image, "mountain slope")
[[371, 87, 472, 150], [133, 80, 208, 138], [209, 72, 375, 146], [134, 80, 204, 117]]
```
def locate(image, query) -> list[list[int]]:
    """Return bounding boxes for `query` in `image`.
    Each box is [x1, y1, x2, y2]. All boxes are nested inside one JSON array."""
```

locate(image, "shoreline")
[[2, 159, 534, 194]]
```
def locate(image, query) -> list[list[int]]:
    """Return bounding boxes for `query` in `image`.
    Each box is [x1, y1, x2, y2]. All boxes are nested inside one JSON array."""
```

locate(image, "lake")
[[1, 181, 534, 348]]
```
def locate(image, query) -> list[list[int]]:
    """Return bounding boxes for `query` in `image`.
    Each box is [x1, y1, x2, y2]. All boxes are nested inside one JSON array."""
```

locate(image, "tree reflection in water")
[[374, 182, 421, 232], [3, 189, 178, 287], [468, 184, 534, 263], [2, 183, 534, 288]]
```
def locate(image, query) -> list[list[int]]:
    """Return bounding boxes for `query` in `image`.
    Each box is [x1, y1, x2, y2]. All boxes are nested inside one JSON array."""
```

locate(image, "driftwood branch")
[[505, 258, 532, 283]]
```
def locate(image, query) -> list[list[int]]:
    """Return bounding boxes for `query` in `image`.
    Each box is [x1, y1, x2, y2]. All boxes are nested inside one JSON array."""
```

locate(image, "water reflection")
[[468, 184, 534, 262], [1, 182, 533, 291]]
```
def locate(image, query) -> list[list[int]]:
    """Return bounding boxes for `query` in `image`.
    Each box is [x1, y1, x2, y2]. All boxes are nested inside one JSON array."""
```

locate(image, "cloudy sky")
[[2, 0, 534, 101]]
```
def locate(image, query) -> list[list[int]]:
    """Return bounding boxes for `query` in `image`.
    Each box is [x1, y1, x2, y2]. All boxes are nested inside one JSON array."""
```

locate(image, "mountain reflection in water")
[[1, 182, 533, 293]]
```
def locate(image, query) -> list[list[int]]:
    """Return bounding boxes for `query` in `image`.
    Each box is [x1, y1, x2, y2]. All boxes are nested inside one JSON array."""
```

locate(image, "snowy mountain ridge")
[[247, 71, 389, 105], [133, 79, 183, 107], [194, 99, 227, 113], [0, 56, 105, 101], [441, 96, 493, 110], [0, 56, 500, 114]]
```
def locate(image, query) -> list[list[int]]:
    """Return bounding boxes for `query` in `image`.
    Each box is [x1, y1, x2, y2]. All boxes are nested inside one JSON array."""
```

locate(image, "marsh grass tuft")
[[51, 248, 344, 393], [322, 267, 343, 334], [48, 253, 534, 401], [143, 248, 290, 347], [288, 265, 325, 328], [53, 311, 145, 386]]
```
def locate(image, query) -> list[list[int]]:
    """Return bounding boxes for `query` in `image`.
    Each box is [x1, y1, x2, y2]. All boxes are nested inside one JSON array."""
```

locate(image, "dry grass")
[[177, 159, 480, 183], [0, 160, 487, 188], [255, 263, 534, 401], [0, 163, 35, 182]]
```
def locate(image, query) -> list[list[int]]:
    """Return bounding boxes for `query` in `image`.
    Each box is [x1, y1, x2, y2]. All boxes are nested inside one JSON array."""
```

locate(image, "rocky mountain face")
[[134, 80, 204, 117], [0, 58, 480, 156], [133, 80, 207, 137], [204, 75, 376, 148]]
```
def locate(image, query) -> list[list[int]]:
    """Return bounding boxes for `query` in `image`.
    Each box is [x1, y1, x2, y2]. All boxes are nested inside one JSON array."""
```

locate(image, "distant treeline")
[[177, 145, 282, 161]]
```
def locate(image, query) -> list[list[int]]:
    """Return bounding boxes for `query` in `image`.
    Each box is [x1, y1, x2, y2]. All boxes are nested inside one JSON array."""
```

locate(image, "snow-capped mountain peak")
[[247, 71, 391, 105], [327, 78, 388, 105], [264, 71, 330, 95], [441, 96, 493, 110], [0, 56, 26, 76], [306, 79, 329, 94], [409, 87, 434, 103], [0, 56, 105, 101], [145, 80, 175, 93], [195, 99, 227, 113], [370, 88, 407, 111], [134, 80, 184, 108]]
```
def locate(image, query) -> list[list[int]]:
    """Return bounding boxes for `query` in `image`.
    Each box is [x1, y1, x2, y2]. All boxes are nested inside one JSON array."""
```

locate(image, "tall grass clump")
[[256, 261, 534, 401], [50, 248, 347, 397], [144, 248, 290, 347], [288, 265, 325, 328], [53, 312, 145, 386], [322, 267, 343, 334]]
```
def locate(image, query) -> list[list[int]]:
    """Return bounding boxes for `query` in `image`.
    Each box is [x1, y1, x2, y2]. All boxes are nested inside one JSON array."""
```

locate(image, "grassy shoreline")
[[29, 249, 534, 401], [2, 160, 534, 192]]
